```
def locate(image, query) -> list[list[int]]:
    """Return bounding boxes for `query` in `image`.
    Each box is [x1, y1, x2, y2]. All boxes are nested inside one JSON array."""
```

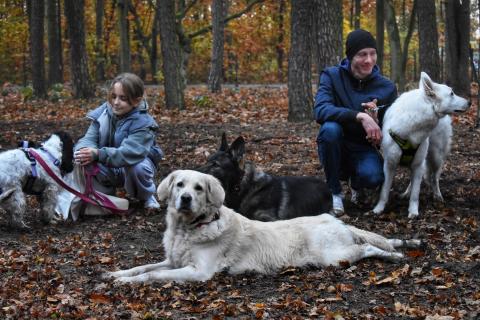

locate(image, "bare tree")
[[313, 0, 343, 82], [385, 0, 417, 92], [208, 0, 229, 93], [159, 0, 185, 109], [28, 0, 46, 98], [64, 0, 94, 99], [288, 0, 313, 122], [158, 0, 263, 109], [417, 0, 440, 82], [275, 0, 286, 82], [47, 0, 63, 86], [444, 0, 470, 96], [95, 0, 106, 81], [376, 0, 385, 72], [354, 0, 361, 29], [118, 0, 131, 72]]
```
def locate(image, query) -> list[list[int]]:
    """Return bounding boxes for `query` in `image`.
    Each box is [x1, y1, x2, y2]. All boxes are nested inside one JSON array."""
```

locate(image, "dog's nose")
[[181, 194, 192, 204]]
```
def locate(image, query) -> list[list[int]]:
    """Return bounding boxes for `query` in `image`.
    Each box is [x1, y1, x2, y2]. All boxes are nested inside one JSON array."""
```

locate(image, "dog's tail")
[[0, 188, 15, 202], [348, 225, 422, 251]]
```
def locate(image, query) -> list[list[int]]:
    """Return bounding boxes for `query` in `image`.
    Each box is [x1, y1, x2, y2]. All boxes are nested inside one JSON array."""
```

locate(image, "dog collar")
[[193, 212, 220, 229], [388, 130, 419, 166]]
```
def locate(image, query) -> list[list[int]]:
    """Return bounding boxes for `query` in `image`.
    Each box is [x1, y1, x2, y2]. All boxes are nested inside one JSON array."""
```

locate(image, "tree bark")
[[118, 0, 131, 72], [313, 0, 342, 83], [159, 0, 185, 109], [28, 0, 47, 98], [150, 1, 160, 84], [208, 0, 229, 92], [385, 0, 416, 92], [288, 0, 313, 122], [275, 0, 286, 82], [417, 0, 440, 82], [95, 0, 106, 81], [64, 0, 94, 99], [445, 0, 470, 96], [354, 0, 361, 29], [376, 0, 385, 73], [47, 0, 63, 86]]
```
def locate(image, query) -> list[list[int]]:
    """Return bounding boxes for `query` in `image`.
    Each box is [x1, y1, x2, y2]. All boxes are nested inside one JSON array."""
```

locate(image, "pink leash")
[[28, 149, 127, 215]]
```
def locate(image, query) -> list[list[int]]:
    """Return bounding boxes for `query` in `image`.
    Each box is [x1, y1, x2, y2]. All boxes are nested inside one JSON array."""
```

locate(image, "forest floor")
[[0, 85, 479, 319]]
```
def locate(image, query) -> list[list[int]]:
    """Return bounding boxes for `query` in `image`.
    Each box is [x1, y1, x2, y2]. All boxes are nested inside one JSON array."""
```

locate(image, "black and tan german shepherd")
[[197, 133, 332, 221]]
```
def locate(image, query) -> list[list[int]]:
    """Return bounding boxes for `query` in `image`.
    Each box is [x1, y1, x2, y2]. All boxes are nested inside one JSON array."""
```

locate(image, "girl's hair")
[[108, 73, 144, 105]]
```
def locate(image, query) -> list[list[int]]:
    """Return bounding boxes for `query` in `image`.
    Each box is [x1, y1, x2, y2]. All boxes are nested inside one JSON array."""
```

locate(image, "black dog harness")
[[388, 130, 419, 167]]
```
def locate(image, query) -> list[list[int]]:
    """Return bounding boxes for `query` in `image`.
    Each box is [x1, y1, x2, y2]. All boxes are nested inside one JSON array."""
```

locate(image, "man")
[[314, 29, 397, 215]]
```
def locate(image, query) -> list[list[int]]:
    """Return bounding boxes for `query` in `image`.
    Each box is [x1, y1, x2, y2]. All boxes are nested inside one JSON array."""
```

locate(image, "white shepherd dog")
[[106, 170, 420, 283], [373, 72, 469, 218]]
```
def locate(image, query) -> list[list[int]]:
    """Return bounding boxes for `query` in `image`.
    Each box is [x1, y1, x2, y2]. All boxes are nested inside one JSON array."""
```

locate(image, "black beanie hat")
[[346, 29, 377, 61]]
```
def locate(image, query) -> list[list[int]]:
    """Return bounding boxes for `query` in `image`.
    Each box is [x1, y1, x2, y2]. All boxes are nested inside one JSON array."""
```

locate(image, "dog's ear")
[[219, 132, 228, 151], [420, 72, 436, 98], [206, 174, 225, 208], [157, 171, 178, 202], [229, 136, 245, 168]]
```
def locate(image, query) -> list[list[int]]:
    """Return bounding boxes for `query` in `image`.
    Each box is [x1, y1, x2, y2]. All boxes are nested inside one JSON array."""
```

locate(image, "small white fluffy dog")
[[107, 170, 420, 283], [0, 132, 74, 229], [373, 72, 469, 218]]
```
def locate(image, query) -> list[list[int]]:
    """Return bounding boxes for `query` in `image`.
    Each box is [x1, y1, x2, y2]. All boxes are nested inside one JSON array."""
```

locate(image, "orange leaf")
[[89, 293, 111, 304]]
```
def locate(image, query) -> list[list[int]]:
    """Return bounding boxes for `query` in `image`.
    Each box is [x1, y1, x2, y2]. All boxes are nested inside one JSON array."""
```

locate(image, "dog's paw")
[[114, 277, 134, 284], [407, 211, 419, 219], [389, 252, 404, 263], [103, 271, 122, 279]]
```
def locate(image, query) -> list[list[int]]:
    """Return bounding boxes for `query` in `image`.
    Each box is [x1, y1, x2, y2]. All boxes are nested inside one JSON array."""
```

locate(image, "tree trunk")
[[28, 0, 46, 98], [64, 0, 94, 99], [275, 0, 286, 82], [150, 2, 160, 84], [118, 0, 131, 72], [288, 0, 313, 122], [95, 0, 106, 82], [417, 0, 440, 82], [445, 0, 470, 96], [313, 0, 342, 83], [376, 0, 385, 73], [158, 0, 185, 109], [385, 0, 402, 88], [354, 0, 361, 29], [208, 0, 229, 93], [47, 0, 63, 86]]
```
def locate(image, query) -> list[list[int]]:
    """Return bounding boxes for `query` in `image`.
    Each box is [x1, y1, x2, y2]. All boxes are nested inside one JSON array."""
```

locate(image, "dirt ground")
[[0, 87, 479, 319]]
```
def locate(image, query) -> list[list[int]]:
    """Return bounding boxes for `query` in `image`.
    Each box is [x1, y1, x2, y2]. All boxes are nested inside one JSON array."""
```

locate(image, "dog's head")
[[43, 131, 75, 175], [157, 170, 225, 225], [196, 133, 245, 208], [420, 72, 470, 116]]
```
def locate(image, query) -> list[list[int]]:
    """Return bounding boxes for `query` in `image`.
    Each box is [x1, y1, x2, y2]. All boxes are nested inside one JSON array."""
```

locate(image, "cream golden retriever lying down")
[[106, 170, 420, 283]]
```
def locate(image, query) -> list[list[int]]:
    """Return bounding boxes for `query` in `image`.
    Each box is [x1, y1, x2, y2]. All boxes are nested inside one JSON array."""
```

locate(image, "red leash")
[[28, 149, 127, 215]]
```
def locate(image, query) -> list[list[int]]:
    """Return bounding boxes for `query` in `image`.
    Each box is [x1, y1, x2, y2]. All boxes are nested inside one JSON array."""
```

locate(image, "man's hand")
[[356, 112, 382, 146], [361, 98, 379, 123], [74, 147, 99, 166]]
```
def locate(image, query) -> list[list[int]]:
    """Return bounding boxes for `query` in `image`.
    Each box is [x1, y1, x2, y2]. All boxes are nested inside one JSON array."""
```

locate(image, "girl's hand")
[[74, 147, 98, 166]]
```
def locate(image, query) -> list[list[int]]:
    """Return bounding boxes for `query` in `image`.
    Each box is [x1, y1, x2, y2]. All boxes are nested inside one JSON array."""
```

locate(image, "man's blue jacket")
[[314, 58, 397, 144]]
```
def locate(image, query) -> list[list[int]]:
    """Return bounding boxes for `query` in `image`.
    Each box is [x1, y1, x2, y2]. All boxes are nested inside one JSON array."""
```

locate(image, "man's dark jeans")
[[317, 122, 384, 195]]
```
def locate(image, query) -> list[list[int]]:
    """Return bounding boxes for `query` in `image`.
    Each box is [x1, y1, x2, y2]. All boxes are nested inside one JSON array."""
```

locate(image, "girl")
[[74, 73, 163, 209]]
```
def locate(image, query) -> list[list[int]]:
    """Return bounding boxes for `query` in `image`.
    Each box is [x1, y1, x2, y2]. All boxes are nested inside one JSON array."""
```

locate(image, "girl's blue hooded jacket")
[[314, 58, 397, 144]]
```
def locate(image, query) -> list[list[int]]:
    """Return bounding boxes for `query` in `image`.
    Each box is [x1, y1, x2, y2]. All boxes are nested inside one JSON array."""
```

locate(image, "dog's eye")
[[194, 185, 203, 191], [176, 182, 184, 188], [450, 91, 454, 96]]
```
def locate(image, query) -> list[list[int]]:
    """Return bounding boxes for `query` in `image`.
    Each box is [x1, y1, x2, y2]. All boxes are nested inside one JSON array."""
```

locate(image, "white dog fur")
[[107, 170, 420, 283], [373, 72, 469, 218], [0, 132, 74, 229]]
